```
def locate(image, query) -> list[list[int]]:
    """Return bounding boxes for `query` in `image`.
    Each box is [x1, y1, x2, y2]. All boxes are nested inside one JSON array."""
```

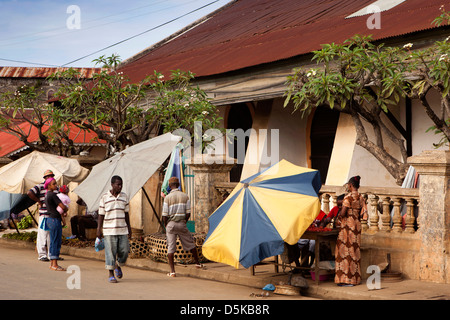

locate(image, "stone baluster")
[[331, 194, 337, 209], [380, 196, 391, 232], [391, 197, 403, 233], [368, 194, 379, 233], [404, 198, 416, 233], [322, 193, 330, 214]]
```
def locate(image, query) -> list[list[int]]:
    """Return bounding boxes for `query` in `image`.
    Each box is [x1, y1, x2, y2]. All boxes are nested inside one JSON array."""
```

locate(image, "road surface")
[[0, 245, 315, 301]]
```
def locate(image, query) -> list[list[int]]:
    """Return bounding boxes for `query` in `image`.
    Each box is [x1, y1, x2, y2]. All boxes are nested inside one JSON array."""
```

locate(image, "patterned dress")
[[334, 192, 364, 285]]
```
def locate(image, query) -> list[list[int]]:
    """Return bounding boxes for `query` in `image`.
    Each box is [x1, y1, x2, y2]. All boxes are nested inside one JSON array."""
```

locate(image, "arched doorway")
[[226, 103, 253, 182], [310, 106, 340, 184]]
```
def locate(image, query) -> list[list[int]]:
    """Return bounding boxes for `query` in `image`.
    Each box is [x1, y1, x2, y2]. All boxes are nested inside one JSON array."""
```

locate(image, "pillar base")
[[408, 150, 450, 283], [186, 155, 236, 234]]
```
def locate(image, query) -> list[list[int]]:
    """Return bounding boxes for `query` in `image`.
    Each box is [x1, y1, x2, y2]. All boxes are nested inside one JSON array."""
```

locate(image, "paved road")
[[0, 245, 315, 301]]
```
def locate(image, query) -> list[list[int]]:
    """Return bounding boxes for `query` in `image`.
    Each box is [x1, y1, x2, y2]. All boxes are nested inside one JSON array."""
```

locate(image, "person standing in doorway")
[[27, 170, 56, 261], [162, 177, 203, 277], [97, 175, 132, 283]]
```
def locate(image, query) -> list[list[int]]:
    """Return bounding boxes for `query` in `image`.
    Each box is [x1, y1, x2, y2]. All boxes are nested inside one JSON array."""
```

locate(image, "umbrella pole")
[[9, 213, 20, 234], [27, 208, 38, 227], [141, 187, 165, 232]]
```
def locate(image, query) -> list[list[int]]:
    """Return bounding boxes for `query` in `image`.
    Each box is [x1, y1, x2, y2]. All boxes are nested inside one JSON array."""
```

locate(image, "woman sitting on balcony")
[[335, 175, 367, 287]]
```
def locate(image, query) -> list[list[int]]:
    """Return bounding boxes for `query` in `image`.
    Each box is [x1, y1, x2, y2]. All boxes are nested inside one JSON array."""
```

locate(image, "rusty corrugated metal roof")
[[0, 67, 103, 78], [118, 0, 450, 83]]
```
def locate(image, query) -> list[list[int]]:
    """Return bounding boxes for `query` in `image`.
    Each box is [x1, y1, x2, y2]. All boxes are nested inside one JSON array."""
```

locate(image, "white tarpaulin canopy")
[[0, 151, 89, 194], [73, 133, 182, 212]]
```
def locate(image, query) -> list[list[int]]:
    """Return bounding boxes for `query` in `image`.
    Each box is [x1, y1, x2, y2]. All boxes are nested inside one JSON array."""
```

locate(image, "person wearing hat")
[[44, 176, 68, 271], [162, 176, 203, 277], [27, 169, 59, 261]]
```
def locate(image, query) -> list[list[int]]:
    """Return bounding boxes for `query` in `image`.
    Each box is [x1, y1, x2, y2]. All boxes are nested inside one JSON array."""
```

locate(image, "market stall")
[[301, 228, 339, 285]]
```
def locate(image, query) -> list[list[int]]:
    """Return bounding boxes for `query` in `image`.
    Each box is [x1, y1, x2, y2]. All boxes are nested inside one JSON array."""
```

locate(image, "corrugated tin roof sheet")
[[118, 0, 450, 82], [0, 67, 103, 78]]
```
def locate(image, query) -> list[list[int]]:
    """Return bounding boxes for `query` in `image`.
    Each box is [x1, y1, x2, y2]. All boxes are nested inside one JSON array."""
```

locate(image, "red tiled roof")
[[118, 0, 449, 82], [0, 122, 107, 157]]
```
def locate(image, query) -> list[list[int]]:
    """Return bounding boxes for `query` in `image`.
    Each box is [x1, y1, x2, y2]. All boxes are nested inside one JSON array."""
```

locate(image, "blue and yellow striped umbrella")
[[202, 159, 321, 269]]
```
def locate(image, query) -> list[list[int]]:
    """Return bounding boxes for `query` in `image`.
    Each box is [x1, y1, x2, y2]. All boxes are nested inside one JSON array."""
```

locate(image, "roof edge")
[[119, 0, 237, 69], [195, 24, 450, 80]]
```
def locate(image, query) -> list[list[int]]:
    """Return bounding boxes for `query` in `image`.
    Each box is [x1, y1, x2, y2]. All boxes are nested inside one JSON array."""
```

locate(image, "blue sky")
[[0, 0, 231, 67]]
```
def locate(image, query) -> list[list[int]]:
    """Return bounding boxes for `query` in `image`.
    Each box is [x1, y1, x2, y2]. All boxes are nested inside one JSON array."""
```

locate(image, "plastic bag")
[[95, 237, 105, 252], [39, 217, 50, 231]]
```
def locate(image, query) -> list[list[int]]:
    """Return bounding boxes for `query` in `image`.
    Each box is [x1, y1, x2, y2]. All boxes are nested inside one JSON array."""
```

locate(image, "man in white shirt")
[[97, 175, 132, 283]]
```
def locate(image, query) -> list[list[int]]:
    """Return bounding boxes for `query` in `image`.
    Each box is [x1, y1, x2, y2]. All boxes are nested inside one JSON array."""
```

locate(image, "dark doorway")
[[310, 106, 340, 184], [227, 103, 253, 182]]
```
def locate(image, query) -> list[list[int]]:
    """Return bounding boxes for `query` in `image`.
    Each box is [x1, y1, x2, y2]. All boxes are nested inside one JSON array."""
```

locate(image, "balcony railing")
[[319, 185, 420, 234], [214, 183, 420, 234]]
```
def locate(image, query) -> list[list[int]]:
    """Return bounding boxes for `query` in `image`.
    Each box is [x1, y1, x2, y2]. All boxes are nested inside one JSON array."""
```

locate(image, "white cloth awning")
[[73, 133, 182, 212]]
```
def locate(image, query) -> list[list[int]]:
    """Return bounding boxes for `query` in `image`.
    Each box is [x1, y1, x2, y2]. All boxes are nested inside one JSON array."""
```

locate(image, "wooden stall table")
[[249, 256, 279, 275], [300, 229, 339, 285]]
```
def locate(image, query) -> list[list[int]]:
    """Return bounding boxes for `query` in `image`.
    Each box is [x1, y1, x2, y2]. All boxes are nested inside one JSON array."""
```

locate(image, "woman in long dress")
[[334, 175, 367, 286]]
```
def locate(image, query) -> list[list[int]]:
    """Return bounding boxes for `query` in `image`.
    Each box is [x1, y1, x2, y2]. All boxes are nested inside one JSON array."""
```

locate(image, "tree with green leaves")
[[49, 54, 221, 158], [0, 54, 221, 158], [284, 11, 449, 185]]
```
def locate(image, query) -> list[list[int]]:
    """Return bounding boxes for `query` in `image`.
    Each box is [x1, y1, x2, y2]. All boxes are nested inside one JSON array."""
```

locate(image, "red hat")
[[59, 185, 69, 193]]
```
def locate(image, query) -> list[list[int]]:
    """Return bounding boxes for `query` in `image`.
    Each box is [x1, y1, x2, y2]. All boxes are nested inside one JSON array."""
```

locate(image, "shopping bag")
[[39, 217, 50, 231], [95, 237, 105, 252]]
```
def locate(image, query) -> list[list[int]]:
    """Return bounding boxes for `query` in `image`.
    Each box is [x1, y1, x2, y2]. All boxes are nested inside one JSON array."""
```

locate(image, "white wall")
[[411, 90, 446, 154], [240, 98, 308, 180], [208, 89, 446, 187]]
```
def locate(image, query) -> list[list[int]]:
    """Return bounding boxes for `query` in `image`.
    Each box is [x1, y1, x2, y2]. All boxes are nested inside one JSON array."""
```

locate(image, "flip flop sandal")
[[115, 267, 123, 279], [167, 272, 176, 277], [49, 265, 66, 271], [109, 276, 118, 283]]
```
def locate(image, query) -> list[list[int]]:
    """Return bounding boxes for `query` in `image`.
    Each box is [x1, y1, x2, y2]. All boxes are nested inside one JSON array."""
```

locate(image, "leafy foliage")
[[17, 215, 34, 229], [49, 55, 221, 157], [284, 11, 450, 184], [0, 54, 221, 158], [2, 231, 37, 242]]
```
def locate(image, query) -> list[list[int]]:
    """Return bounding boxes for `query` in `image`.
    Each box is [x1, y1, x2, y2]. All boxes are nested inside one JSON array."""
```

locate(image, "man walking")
[[27, 169, 56, 261], [162, 177, 203, 277], [97, 175, 132, 283]]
